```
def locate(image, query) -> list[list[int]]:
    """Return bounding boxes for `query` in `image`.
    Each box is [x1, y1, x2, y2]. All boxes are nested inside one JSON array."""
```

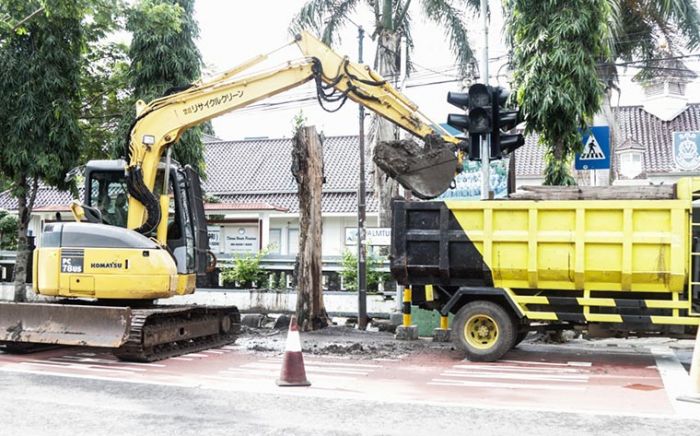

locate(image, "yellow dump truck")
[[391, 178, 700, 361]]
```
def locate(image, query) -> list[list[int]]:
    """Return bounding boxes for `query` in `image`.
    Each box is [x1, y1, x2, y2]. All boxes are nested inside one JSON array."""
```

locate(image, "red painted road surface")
[[0, 343, 681, 417]]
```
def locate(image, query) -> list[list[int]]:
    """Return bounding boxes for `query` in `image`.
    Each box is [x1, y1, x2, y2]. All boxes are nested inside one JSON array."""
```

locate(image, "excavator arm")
[[125, 31, 464, 243]]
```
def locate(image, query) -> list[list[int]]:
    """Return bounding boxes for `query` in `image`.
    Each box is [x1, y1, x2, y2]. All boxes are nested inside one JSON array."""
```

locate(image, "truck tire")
[[512, 331, 529, 348], [452, 300, 517, 362]]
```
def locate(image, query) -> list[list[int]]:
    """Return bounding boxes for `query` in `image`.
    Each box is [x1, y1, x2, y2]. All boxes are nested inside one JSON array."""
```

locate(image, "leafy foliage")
[[505, 0, 613, 185], [221, 250, 270, 289], [291, 0, 479, 83], [122, 0, 209, 173], [79, 1, 131, 162], [0, 0, 85, 297], [0, 211, 18, 250], [341, 250, 388, 292], [0, 1, 83, 192]]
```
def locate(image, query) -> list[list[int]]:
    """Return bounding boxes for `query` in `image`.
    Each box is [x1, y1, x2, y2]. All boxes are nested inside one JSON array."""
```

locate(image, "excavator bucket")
[[0, 302, 131, 348], [373, 136, 459, 199]]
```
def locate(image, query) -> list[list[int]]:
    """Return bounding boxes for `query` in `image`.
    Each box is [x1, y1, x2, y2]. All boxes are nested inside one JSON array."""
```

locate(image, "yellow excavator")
[[0, 31, 465, 361]]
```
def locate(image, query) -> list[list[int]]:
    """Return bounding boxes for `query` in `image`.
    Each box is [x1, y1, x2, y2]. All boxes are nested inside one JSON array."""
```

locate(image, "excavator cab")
[[83, 160, 211, 281]]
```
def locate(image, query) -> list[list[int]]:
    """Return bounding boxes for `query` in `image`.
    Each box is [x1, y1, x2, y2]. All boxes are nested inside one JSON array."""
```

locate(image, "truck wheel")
[[512, 331, 529, 348], [452, 301, 517, 362]]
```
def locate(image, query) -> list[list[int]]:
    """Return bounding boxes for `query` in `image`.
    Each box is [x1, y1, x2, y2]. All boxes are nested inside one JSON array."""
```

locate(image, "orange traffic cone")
[[276, 315, 311, 387]]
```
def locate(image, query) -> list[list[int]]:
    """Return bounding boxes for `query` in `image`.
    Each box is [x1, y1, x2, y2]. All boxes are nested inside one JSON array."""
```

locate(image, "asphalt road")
[[1, 336, 699, 436], [0, 370, 699, 436]]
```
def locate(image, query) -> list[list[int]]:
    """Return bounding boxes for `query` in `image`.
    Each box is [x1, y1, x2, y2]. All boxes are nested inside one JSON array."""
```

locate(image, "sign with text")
[[225, 226, 259, 254], [207, 226, 221, 253], [345, 227, 391, 246]]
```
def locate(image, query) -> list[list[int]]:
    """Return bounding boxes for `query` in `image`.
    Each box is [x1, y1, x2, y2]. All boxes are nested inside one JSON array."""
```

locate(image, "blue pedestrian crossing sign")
[[575, 126, 610, 170]]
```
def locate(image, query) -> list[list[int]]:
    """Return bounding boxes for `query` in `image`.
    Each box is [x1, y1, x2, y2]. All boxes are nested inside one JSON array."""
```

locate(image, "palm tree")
[[602, 0, 700, 182], [291, 0, 480, 226]]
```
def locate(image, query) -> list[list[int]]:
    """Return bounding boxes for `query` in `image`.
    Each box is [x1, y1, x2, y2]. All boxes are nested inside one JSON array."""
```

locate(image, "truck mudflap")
[[0, 302, 131, 348]]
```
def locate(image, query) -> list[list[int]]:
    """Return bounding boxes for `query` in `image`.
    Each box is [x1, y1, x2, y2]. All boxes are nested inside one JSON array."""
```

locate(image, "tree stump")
[[291, 126, 329, 331]]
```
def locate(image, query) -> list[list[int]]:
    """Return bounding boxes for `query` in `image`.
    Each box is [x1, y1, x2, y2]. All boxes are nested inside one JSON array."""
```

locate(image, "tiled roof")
[[6, 103, 698, 213], [617, 137, 645, 152], [616, 104, 700, 173], [0, 185, 75, 212], [204, 202, 288, 212], [216, 191, 376, 214], [204, 135, 374, 194], [514, 102, 700, 177], [0, 135, 377, 214], [514, 134, 546, 177]]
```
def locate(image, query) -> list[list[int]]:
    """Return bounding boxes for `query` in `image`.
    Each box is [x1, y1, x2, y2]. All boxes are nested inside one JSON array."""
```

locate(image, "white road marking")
[[170, 357, 193, 361], [263, 359, 382, 369], [54, 356, 166, 368], [182, 353, 208, 358], [203, 350, 225, 354], [452, 364, 586, 374], [441, 370, 589, 383], [0, 366, 195, 388], [650, 346, 698, 418], [19, 361, 136, 374], [429, 379, 586, 391], [242, 362, 369, 375], [500, 359, 592, 367], [219, 369, 356, 382]]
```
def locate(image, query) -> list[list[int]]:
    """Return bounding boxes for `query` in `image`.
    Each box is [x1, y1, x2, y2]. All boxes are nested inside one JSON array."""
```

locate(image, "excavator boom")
[[126, 31, 463, 239]]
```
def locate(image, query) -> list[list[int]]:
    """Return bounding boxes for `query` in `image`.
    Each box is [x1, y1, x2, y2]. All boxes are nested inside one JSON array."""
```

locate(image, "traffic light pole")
[[480, 0, 490, 200], [357, 26, 368, 330]]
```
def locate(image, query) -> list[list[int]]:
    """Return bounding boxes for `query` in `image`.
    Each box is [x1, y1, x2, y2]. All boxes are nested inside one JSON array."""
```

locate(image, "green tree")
[[292, 0, 479, 226], [0, 1, 84, 300], [123, 0, 209, 173], [504, 0, 613, 185]]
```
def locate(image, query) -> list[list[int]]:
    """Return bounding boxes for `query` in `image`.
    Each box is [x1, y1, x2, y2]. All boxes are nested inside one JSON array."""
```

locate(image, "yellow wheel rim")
[[464, 314, 499, 350]]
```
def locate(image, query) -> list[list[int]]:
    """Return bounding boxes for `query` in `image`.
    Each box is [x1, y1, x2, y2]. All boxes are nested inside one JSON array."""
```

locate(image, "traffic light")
[[490, 87, 524, 159], [446, 83, 493, 161]]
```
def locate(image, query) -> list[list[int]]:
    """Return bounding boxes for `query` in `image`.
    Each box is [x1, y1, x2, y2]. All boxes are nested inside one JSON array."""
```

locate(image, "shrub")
[[221, 250, 268, 288], [340, 250, 388, 292]]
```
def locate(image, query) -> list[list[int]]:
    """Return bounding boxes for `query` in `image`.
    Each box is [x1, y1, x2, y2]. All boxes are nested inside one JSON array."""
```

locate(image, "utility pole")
[[480, 0, 490, 200], [357, 25, 368, 330]]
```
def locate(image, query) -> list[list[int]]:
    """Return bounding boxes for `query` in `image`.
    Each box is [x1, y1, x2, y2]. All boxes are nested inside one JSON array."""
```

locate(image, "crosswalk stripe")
[[242, 362, 369, 375], [262, 359, 382, 369], [19, 361, 137, 374], [429, 379, 586, 391], [452, 364, 586, 374], [54, 356, 166, 368], [441, 371, 588, 382], [500, 359, 592, 367]]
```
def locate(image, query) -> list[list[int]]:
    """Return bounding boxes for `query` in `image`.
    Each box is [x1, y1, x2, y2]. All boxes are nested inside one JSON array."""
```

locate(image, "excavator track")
[[0, 302, 241, 363], [113, 305, 241, 362]]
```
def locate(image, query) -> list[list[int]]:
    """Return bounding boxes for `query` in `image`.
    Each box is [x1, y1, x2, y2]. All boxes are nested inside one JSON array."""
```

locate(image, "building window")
[[619, 151, 643, 179], [269, 228, 281, 254], [288, 228, 299, 255]]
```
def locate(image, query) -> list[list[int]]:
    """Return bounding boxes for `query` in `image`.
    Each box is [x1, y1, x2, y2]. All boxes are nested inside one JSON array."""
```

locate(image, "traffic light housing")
[[447, 84, 524, 161], [446, 84, 493, 161], [490, 87, 524, 159]]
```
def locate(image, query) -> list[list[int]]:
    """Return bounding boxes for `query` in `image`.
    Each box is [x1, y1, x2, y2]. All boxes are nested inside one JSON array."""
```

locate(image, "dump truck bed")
[[392, 197, 688, 292]]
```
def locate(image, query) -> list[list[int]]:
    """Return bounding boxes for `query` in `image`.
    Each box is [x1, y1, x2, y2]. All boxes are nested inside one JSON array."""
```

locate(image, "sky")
[[192, 0, 700, 141]]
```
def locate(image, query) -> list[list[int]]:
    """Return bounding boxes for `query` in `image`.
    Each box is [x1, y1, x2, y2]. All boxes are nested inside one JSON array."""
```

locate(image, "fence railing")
[[0, 251, 392, 286]]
